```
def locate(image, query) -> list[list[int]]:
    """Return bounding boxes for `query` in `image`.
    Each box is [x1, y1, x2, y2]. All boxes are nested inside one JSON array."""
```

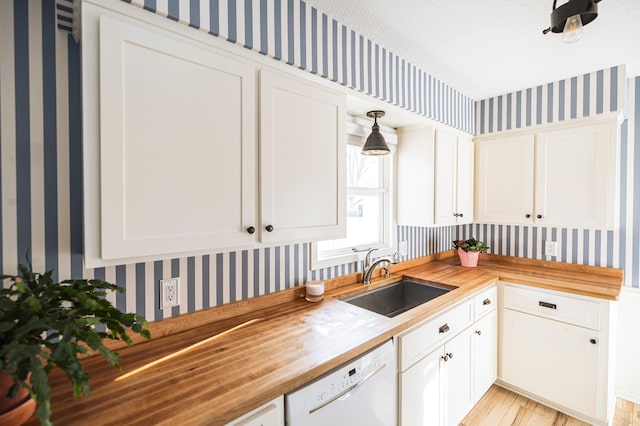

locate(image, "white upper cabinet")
[[82, 4, 345, 267], [259, 70, 345, 243], [398, 127, 474, 227], [456, 137, 475, 223], [84, 8, 257, 266], [475, 134, 535, 225], [435, 130, 474, 225], [475, 115, 619, 229], [535, 122, 614, 229], [398, 126, 435, 227]]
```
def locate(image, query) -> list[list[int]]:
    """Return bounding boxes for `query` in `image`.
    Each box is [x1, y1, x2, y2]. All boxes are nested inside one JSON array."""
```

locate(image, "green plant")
[[452, 237, 490, 253], [0, 257, 150, 426]]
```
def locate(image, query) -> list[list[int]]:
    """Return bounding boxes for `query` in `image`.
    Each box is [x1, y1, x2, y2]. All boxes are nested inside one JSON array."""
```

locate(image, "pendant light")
[[542, 0, 601, 43], [361, 111, 390, 155]]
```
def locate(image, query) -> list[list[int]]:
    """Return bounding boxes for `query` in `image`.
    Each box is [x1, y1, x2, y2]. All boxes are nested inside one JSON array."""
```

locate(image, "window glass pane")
[[347, 144, 379, 188], [318, 194, 382, 251]]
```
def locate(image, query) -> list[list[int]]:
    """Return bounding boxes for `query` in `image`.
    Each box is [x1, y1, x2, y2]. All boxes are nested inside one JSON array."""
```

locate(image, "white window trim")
[[311, 117, 397, 270]]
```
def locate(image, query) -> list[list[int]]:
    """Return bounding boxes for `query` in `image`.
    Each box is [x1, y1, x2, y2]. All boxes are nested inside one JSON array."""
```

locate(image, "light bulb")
[[562, 14, 583, 43]]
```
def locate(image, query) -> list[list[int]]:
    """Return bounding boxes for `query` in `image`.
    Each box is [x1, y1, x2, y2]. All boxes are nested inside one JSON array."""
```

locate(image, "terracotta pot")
[[0, 371, 35, 426], [457, 248, 480, 267]]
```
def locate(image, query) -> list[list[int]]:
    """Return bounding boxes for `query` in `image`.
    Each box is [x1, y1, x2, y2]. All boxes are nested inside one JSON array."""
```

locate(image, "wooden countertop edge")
[[33, 252, 623, 425]]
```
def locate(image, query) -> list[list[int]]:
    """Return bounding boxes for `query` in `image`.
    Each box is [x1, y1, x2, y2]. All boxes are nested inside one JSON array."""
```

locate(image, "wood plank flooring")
[[461, 385, 640, 426]]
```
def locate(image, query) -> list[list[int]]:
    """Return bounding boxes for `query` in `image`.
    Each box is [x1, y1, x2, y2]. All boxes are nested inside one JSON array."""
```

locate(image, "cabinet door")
[[456, 137, 474, 224], [535, 123, 613, 228], [475, 135, 534, 225], [227, 396, 284, 426], [260, 70, 345, 243], [397, 127, 435, 227], [434, 130, 457, 226], [472, 310, 497, 402], [443, 329, 474, 426], [502, 308, 599, 418], [94, 14, 256, 265], [400, 347, 442, 426]]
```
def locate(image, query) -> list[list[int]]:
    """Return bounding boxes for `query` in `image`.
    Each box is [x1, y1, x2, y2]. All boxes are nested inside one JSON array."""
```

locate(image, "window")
[[312, 121, 396, 269]]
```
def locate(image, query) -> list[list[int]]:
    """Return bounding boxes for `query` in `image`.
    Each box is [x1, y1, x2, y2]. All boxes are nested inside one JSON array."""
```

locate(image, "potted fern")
[[0, 256, 150, 426]]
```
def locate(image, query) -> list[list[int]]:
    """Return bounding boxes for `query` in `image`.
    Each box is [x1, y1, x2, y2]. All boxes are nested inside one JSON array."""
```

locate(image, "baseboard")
[[615, 387, 640, 405], [495, 380, 610, 426]]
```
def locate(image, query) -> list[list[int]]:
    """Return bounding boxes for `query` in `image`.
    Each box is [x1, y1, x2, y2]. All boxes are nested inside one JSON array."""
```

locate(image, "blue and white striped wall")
[[462, 67, 640, 289], [397, 226, 453, 262], [0, 0, 460, 322], [122, 0, 475, 134], [476, 66, 626, 135]]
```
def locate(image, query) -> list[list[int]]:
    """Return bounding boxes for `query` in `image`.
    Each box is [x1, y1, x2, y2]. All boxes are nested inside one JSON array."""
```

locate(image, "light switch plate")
[[544, 241, 558, 257]]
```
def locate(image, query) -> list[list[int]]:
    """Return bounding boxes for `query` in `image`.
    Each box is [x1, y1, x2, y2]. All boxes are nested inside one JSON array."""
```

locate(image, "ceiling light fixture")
[[542, 0, 602, 43], [361, 111, 390, 155]]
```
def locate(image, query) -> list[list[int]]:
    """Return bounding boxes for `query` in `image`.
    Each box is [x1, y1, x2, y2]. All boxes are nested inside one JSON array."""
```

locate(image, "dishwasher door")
[[285, 340, 396, 426]]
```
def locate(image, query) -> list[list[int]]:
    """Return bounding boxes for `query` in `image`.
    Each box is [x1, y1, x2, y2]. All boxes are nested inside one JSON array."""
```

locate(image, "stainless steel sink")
[[341, 280, 453, 318]]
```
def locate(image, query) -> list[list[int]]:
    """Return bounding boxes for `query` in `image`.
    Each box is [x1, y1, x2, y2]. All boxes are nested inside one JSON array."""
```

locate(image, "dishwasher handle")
[[308, 363, 387, 414]]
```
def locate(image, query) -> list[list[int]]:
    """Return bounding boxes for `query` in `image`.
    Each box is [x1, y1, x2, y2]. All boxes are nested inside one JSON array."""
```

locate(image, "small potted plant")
[[0, 256, 150, 426], [452, 237, 490, 267]]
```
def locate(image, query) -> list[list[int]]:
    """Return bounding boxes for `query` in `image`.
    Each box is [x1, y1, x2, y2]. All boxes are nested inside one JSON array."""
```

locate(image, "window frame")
[[311, 117, 397, 270]]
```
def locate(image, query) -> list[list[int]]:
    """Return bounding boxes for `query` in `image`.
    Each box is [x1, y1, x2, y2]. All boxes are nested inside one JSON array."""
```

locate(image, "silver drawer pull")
[[539, 301, 557, 310], [482, 298, 491, 306], [439, 324, 450, 334]]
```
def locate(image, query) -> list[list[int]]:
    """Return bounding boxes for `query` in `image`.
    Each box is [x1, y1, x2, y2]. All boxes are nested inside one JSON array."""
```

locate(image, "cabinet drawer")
[[503, 284, 601, 330], [227, 396, 283, 426], [398, 299, 473, 371], [474, 285, 497, 320]]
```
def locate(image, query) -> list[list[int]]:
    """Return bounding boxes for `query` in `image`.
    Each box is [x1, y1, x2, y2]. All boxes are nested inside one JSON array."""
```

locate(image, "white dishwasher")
[[285, 340, 396, 426]]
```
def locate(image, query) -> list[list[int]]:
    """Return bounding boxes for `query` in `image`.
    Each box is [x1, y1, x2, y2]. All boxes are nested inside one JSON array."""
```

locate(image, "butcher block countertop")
[[29, 253, 623, 426]]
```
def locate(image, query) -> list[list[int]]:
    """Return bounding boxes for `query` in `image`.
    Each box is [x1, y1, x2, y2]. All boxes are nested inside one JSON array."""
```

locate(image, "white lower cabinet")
[[226, 396, 284, 426], [401, 347, 442, 426], [499, 282, 616, 426], [400, 329, 473, 426], [472, 309, 497, 402], [398, 286, 497, 426], [443, 328, 474, 426]]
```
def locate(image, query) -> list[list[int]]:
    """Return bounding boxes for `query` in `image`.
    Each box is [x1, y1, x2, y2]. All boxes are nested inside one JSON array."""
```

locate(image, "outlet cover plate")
[[399, 241, 408, 256], [161, 277, 180, 309], [544, 241, 558, 257]]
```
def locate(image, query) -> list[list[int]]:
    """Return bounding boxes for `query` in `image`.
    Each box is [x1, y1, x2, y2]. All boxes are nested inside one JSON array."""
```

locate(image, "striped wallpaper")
[[121, 0, 476, 134], [462, 67, 640, 289], [397, 225, 453, 262], [3, 1, 637, 328], [476, 66, 626, 135], [0, 0, 460, 322]]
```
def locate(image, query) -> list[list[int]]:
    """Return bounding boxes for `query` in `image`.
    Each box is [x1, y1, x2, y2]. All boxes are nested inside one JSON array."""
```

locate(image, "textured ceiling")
[[304, 0, 640, 100]]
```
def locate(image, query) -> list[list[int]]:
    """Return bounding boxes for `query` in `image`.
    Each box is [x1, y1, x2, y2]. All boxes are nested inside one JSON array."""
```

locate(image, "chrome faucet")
[[362, 249, 399, 285]]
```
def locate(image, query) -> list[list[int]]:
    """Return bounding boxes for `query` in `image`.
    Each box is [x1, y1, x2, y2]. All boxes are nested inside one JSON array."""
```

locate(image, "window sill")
[[311, 243, 397, 271]]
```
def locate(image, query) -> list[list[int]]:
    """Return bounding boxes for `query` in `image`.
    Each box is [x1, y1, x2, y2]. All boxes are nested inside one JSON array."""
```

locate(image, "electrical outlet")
[[399, 241, 408, 256], [544, 241, 558, 257], [160, 277, 180, 309]]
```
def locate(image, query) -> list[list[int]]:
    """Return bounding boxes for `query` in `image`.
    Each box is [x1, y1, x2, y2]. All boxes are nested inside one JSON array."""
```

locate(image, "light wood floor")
[[460, 385, 640, 426]]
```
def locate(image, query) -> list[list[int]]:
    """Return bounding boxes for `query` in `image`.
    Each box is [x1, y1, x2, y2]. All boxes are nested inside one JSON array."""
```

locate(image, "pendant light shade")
[[361, 111, 390, 156], [543, 0, 601, 42]]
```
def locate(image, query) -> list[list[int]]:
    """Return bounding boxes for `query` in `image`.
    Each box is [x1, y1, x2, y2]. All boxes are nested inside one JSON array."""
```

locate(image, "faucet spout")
[[362, 253, 399, 285]]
